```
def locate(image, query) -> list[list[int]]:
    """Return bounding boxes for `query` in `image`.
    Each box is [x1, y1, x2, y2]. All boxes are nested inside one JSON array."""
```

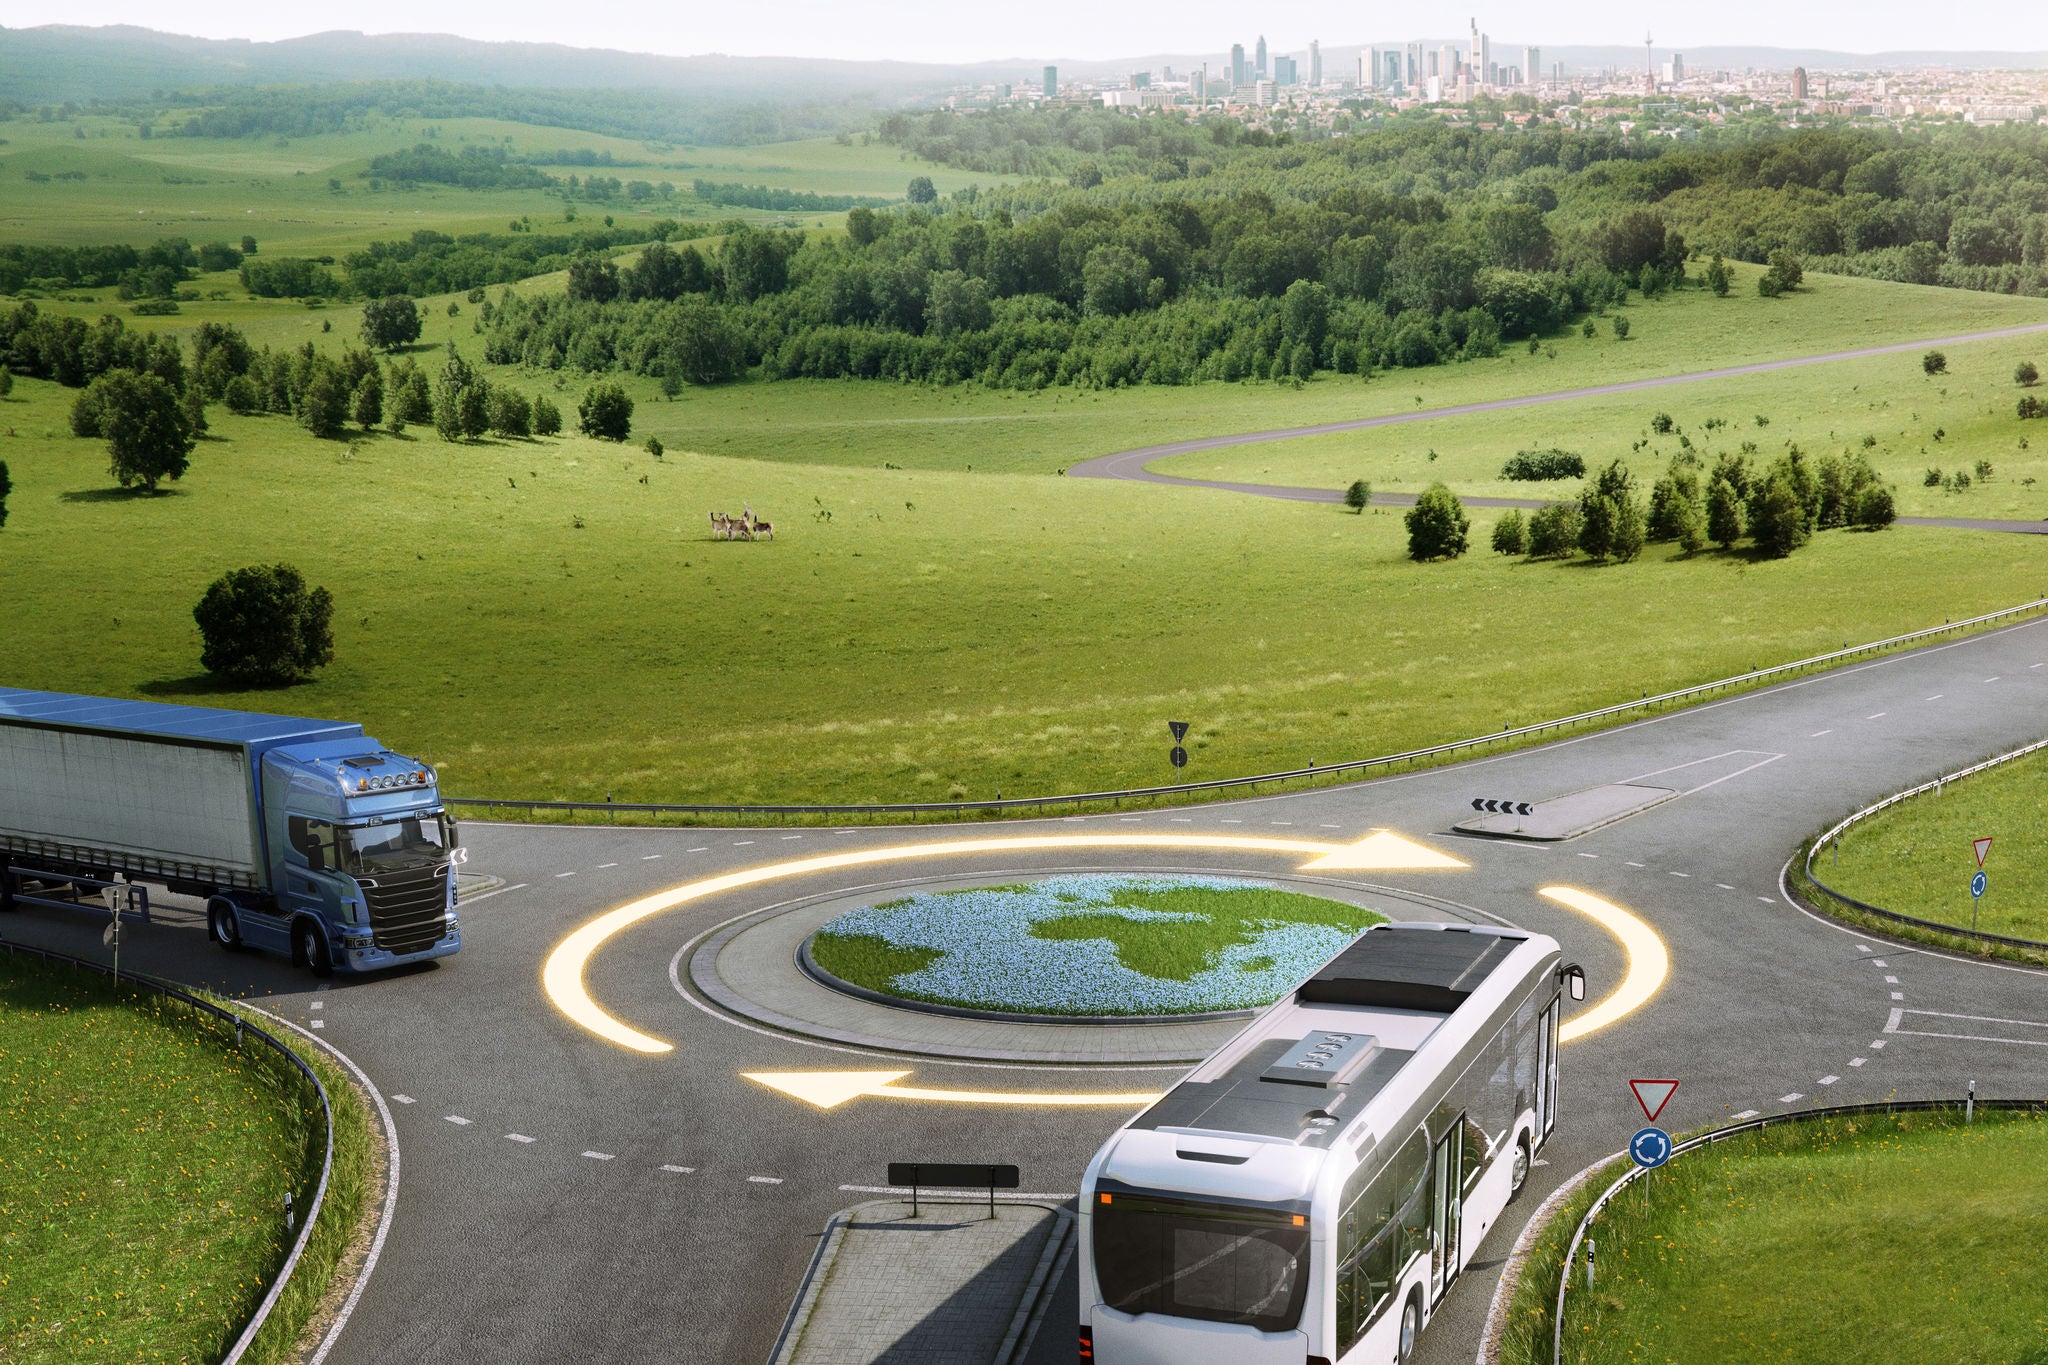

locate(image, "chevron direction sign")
[[1471, 798, 1535, 816]]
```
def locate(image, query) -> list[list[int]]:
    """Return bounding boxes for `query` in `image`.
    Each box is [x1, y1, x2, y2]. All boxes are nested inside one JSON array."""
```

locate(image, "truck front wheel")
[[295, 921, 335, 978], [207, 899, 242, 951]]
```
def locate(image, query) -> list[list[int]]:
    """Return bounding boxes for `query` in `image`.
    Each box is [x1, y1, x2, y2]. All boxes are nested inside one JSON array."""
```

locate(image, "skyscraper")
[[1256, 35, 1268, 79], [1791, 66, 1808, 99], [1470, 19, 1488, 84], [1274, 55, 1297, 86], [1043, 65, 1057, 98], [1309, 39, 1322, 87], [1524, 47, 1540, 87], [1231, 43, 1246, 88]]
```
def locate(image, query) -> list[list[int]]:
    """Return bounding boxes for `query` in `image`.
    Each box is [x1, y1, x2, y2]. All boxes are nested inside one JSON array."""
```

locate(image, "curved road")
[[11, 614, 2048, 1364], [1068, 320, 2048, 534]]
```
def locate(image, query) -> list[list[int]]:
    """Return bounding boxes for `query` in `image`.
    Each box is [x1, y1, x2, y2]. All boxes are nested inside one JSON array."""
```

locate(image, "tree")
[[193, 564, 334, 687], [0, 365, 12, 399], [906, 175, 938, 204], [1405, 483, 1469, 561], [925, 270, 992, 337], [1578, 494, 1618, 560], [0, 460, 10, 529], [299, 363, 349, 438], [1672, 488, 1706, 553], [645, 436, 664, 458], [2018, 360, 2040, 388], [533, 393, 563, 436], [181, 383, 208, 437], [433, 352, 479, 442], [566, 253, 621, 304], [1344, 479, 1371, 513], [1081, 244, 1152, 317], [488, 387, 531, 438], [1281, 280, 1332, 353], [578, 382, 633, 441], [1923, 350, 1948, 376], [1855, 484, 1897, 529], [1751, 472, 1810, 557], [456, 382, 492, 440], [351, 370, 383, 430], [240, 235, 257, 255], [1704, 254, 1731, 297], [1706, 476, 1744, 548], [1491, 508, 1528, 555], [1760, 250, 1804, 296], [82, 369, 191, 492], [1525, 502, 1582, 557], [1611, 313, 1630, 340], [360, 295, 422, 351], [1611, 493, 1646, 562]]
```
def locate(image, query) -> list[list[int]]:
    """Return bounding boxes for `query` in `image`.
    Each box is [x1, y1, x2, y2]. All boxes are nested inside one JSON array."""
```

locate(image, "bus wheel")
[[1509, 1134, 1533, 1201], [207, 899, 242, 951], [1397, 1290, 1423, 1363], [296, 922, 334, 978]]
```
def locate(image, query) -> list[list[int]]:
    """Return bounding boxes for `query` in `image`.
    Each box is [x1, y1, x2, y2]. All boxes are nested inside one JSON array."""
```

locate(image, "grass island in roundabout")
[[801, 874, 1388, 1020]]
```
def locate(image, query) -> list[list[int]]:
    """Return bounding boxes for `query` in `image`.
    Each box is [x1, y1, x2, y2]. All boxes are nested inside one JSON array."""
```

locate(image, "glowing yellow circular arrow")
[[742, 1070, 1165, 1110], [1540, 885, 1670, 1042], [542, 830, 1463, 1053]]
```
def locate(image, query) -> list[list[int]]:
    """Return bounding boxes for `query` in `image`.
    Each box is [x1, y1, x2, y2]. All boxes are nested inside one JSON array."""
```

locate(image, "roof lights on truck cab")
[[351, 769, 430, 793]]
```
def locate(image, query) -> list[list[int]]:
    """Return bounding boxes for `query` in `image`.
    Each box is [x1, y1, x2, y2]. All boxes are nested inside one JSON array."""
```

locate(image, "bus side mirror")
[[1565, 966, 1586, 1002]]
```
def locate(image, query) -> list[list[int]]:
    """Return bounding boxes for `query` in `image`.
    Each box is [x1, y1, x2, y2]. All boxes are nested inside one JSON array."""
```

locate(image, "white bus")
[[1079, 923, 1583, 1365]]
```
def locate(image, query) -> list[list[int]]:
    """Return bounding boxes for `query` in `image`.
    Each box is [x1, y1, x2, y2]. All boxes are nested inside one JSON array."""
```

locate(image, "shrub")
[[1525, 501, 1583, 558], [1704, 254, 1731, 296], [1751, 472, 1811, 557], [1706, 476, 1744, 548], [1580, 318, 1597, 339], [193, 564, 334, 686], [488, 387, 532, 439], [1854, 484, 1897, 529], [645, 436, 664, 458], [1500, 449, 1585, 481], [1491, 509, 1527, 555], [533, 394, 562, 436], [1650, 412, 1674, 435], [1761, 249, 1804, 294], [1952, 469, 1972, 491], [1404, 483, 1469, 561], [223, 373, 262, 414], [2020, 396, 2045, 420], [1923, 350, 1947, 375], [578, 381, 633, 441], [1976, 459, 1994, 481], [2018, 360, 2040, 388], [1924, 466, 1944, 486], [1611, 313, 1630, 340], [1344, 479, 1370, 512], [0, 459, 9, 529]]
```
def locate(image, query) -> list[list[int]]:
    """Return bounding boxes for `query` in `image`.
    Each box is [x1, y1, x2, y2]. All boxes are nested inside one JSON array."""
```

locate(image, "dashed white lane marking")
[[1716, 883, 1735, 890], [1810, 729, 1833, 737], [1867, 712, 1887, 720], [781, 835, 803, 840], [1270, 821, 1293, 826], [1885, 975, 1899, 983], [642, 854, 662, 860], [1733, 1110, 1759, 1120], [1870, 1040, 1887, 1050], [1857, 945, 1872, 953], [582, 1151, 615, 1161], [1578, 852, 1600, 859], [1758, 897, 1776, 904], [555, 871, 576, 878], [1850, 1058, 1868, 1067], [311, 1020, 326, 1030], [1221, 819, 1243, 824], [748, 1175, 784, 1184], [1985, 677, 2001, 684], [733, 841, 755, 846], [1119, 817, 1141, 822], [1891, 992, 1905, 1001], [1780, 1093, 1804, 1104], [1170, 818, 1192, 823], [391, 1094, 415, 1104], [688, 847, 709, 853], [310, 1001, 323, 1011], [1819, 1075, 1840, 1086], [597, 862, 619, 869], [1319, 823, 1342, 829], [2033, 663, 2046, 669], [661, 1165, 695, 1174], [1872, 960, 1887, 968], [507, 1134, 536, 1144], [1626, 861, 1645, 868], [445, 1116, 472, 1126]]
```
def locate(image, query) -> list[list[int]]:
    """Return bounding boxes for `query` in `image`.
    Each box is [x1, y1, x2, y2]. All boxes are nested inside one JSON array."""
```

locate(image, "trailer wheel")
[[296, 921, 334, 978], [207, 899, 242, 951]]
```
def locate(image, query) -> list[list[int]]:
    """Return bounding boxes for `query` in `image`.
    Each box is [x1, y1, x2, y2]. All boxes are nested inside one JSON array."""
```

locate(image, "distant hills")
[[1, 24, 2042, 106]]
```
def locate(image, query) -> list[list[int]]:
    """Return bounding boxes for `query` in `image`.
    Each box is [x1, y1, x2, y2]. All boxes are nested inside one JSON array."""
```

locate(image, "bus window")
[[1092, 1192, 1310, 1334]]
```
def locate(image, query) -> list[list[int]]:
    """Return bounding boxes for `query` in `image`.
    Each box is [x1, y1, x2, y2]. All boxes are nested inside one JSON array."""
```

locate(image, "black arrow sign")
[[1168, 720, 1190, 742], [1472, 799, 1536, 816]]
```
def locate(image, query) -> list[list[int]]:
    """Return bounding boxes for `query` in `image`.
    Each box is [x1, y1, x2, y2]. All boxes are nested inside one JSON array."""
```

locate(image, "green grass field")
[[1545, 1110, 2048, 1365], [1823, 748, 2048, 942], [0, 952, 317, 1364]]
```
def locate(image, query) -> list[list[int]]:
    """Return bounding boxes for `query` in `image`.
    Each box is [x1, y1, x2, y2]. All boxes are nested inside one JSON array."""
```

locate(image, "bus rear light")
[[1077, 1326, 1093, 1360]]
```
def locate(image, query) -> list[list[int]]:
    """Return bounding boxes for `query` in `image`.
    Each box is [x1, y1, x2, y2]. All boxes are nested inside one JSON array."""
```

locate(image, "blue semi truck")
[[0, 687, 462, 975]]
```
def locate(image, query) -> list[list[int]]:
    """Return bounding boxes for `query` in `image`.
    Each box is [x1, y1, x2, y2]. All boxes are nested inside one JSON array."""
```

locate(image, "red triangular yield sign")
[[1629, 1079, 1679, 1123], [1974, 837, 1993, 868]]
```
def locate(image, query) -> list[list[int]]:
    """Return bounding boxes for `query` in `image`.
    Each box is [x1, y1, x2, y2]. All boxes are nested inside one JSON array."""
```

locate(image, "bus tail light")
[[1078, 1326, 1093, 1360]]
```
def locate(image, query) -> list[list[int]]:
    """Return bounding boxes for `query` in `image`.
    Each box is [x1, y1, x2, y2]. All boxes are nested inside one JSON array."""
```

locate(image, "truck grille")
[[364, 865, 450, 955]]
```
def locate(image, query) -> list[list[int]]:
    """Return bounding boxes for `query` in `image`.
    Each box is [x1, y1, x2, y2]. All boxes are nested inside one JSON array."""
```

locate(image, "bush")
[[1344, 479, 1370, 512], [0, 459, 10, 529], [193, 564, 335, 686], [1854, 484, 1897, 529], [578, 381, 633, 441], [1500, 449, 1585, 481], [1650, 412, 1674, 435], [488, 387, 532, 439], [1490, 508, 1528, 555], [1976, 459, 1994, 481], [2020, 396, 2046, 420], [360, 295, 421, 351], [533, 394, 562, 436], [1404, 483, 1469, 561], [1761, 249, 1804, 295], [2017, 361, 2040, 388], [1707, 476, 1744, 548], [1525, 501, 1583, 558], [645, 436, 664, 458], [1611, 313, 1630, 340], [1923, 350, 1948, 376], [1751, 473, 1811, 557]]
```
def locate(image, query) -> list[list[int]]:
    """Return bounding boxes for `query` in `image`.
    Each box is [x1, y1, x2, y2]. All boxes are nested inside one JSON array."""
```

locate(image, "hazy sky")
[[17, 0, 2047, 64]]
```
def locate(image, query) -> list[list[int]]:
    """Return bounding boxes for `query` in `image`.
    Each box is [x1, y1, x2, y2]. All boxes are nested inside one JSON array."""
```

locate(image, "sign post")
[[1167, 721, 1190, 772], [1972, 837, 1991, 931]]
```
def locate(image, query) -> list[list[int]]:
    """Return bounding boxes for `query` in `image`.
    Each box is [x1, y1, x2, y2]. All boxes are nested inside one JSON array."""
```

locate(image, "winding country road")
[[1068, 320, 2048, 533]]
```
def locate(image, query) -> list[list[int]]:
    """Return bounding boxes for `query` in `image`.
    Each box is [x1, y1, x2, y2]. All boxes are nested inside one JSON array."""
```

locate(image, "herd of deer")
[[708, 507, 775, 541]]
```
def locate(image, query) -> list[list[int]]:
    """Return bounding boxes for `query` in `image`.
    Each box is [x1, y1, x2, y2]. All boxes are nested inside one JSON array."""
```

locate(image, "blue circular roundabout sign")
[[1629, 1126, 1674, 1169]]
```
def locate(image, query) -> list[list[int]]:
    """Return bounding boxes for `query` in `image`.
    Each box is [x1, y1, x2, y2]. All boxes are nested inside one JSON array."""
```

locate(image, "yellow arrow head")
[[1298, 829, 1466, 871], [742, 1070, 911, 1110]]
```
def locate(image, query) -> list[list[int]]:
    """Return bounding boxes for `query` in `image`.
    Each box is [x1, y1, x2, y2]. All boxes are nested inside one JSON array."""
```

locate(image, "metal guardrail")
[[1803, 735, 2048, 952], [449, 596, 2048, 822], [1550, 1097, 2048, 1363], [0, 937, 333, 1365]]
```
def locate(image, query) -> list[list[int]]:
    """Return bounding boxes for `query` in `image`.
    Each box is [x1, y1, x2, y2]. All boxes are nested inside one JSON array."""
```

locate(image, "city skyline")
[[5, 2, 2044, 67]]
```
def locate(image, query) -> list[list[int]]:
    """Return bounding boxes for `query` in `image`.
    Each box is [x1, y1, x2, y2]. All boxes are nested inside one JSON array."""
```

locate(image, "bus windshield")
[[1093, 1192, 1309, 1334], [342, 814, 454, 874]]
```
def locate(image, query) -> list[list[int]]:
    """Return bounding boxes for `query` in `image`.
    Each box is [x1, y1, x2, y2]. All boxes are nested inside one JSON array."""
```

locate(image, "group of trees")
[[240, 223, 688, 302], [0, 236, 253, 299], [364, 143, 555, 191]]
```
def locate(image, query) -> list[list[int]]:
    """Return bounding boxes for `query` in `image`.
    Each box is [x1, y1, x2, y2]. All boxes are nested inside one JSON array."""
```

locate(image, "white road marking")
[[1985, 677, 2001, 683], [1867, 712, 1887, 720], [1578, 852, 1600, 859], [1850, 1058, 1867, 1067], [1119, 817, 1141, 822], [1885, 975, 1899, 983], [1819, 1075, 1840, 1085], [1270, 821, 1293, 826], [310, 1001, 323, 1010], [1925, 694, 1944, 701], [733, 841, 755, 846], [688, 847, 709, 853], [1810, 729, 1833, 737], [597, 863, 619, 869], [1870, 1040, 1887, 1050], [1626, 862, 1645, 868], [311, 1020, 325, 1030], [782, 835, 803, 840], [1679, 751, 1788, 795], [1670, 871, 1691, 878], [2033, 663, 2046, 669], [1871, 960, 1887, 967], [1780, 1093, 1804, 1104], [507, 1134, 536, 1144], [661, 1165, 695, 1174], [1733, 1110, 1759, 1120], [1320, 824, 1342, 829], [1885, 1007, 2048, 1048], [1716, 883, 1734, 890], [1170, 818, 1192, 823], [555, 871, 576, 878], [748, 1175, 784, 1184], [391, 1094, 415, 1104], [1856, 945, 1872, 953], [643, 854, 662, 860], [582, 1151, 615, 1161], [1891, 992, 1905, 1000], [1220, 819, 1242, 824], [445, 1116, 472, 1126], [1758, 897, 1776, 904]]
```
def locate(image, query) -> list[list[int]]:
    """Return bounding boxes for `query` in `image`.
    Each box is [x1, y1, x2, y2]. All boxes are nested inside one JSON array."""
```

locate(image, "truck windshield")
[[342, 814, 454, 874], [1092, 1191, 1309, 1333]]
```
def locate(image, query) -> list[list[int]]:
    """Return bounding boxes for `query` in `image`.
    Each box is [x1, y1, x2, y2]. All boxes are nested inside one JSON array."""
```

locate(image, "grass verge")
[[1496, 1156, 1628, 1365], [0, 949, 358, 1364], [1546, 1109, 2048, 1365], [1818, 746, 2048, 944]]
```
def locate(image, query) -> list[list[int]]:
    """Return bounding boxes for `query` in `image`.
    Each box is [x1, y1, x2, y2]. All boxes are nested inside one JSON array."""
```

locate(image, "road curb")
[[1473, 1152, 1622, 1365]]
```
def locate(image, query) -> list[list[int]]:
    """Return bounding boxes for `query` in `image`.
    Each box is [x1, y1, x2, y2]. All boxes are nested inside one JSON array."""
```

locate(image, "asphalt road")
[[1065, 321, 2048, 535], [10, 614, 2048, 1365]]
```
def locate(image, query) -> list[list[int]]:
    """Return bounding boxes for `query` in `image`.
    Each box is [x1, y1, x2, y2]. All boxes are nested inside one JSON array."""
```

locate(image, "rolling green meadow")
[[7, 116, 2048, 806]]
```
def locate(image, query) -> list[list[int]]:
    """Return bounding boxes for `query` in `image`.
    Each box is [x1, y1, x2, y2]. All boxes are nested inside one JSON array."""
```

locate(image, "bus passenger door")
[[1430, 1127, 1462, 1303], [1536, 999, 1560, 1144]]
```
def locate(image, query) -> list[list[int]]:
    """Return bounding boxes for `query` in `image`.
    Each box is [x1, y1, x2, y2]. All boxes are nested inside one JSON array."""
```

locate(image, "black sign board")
[[887, 1163, 1022, 1218], [1169, 746, 1189, 769], [1167, 720, 1190, 742]]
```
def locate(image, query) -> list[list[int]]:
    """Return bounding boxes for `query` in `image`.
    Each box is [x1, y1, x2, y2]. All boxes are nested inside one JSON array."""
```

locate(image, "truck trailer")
[[0, 687, 462, 975]]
